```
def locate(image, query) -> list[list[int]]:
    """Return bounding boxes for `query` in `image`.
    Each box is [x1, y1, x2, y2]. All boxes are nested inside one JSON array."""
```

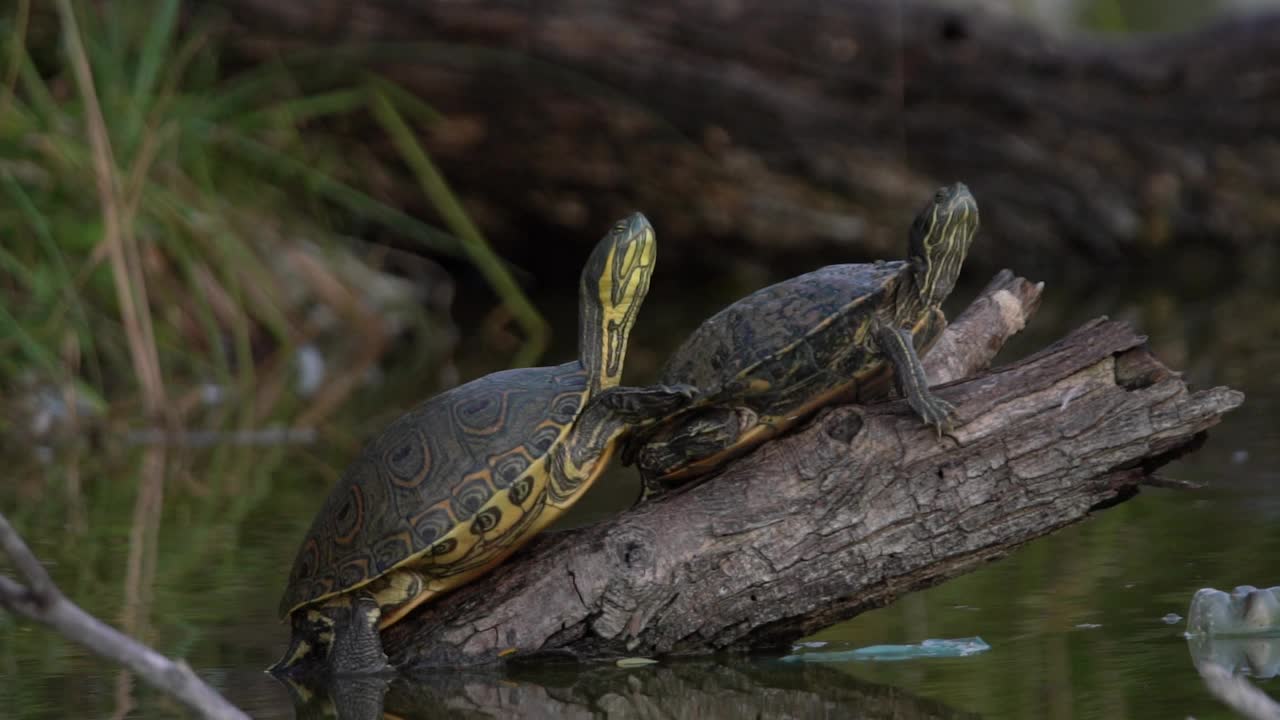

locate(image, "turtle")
[[624, 182, 979, 490], [271, 212, 695, 676]]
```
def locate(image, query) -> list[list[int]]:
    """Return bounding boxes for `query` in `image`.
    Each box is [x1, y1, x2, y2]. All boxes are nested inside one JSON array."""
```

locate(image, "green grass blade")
[[0, 296, 59, 378], [1, 170, 102, 376], [231, 88, 369, 130], [15, 48, 59, 124], [130, 0, 180, 112], [363, 75, 443, 125], [369, 86, 549, 366], [214, 127, 463, 257]]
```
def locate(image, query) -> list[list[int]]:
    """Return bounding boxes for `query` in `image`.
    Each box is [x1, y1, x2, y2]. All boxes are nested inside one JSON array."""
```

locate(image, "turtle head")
[[907, 182, 979, 308], [579, 212, 657, 392]]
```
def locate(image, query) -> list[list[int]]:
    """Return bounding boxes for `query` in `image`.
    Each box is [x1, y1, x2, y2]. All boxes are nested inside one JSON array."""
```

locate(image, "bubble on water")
[[1162, 613, 1183, 625]]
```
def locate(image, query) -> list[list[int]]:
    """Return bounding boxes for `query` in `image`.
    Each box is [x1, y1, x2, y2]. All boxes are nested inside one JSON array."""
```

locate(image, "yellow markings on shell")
[[291, 423, 571, 620], [852, 317, 872, 347], [498, 647, 519, 657], [370, 569, 424, 609], [719, 289, 879, 403], [362, 443, 571, 626]]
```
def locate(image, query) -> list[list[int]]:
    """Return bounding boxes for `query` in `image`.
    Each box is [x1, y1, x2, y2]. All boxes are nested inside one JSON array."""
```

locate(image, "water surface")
[[1, 262, 1276, 718]]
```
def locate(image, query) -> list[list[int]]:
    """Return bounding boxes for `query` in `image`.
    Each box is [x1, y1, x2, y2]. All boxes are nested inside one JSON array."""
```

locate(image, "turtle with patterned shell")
[[271, 213, 694, 676], [625, 183, 979, 492]]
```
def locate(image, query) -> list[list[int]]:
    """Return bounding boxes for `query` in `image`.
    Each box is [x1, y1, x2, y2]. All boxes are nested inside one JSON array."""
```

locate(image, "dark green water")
[[0, 263, 1276, 719]]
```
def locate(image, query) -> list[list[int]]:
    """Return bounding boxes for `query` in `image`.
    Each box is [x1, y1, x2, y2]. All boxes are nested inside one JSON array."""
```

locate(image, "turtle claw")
[[908, 392, 956, 438]]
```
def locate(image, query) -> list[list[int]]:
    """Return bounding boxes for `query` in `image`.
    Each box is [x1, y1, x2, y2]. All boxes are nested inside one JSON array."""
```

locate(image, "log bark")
[[217, 0, 1280, 278], [375, 271, 1241, 669]]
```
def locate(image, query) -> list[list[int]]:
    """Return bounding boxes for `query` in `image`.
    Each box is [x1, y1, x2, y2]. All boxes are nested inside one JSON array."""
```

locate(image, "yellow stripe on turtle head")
[[578, 212, 657, 393], [908, 183, 979, 308]]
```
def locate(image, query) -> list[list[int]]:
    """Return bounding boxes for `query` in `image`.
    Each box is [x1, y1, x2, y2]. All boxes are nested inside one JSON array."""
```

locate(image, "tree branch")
[[0, 512, 249, 720]]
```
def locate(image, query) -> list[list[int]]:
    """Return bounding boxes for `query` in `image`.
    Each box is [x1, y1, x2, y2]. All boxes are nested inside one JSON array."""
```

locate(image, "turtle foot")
[[330, 595, 394, 676], [908, 392, 956, 438]]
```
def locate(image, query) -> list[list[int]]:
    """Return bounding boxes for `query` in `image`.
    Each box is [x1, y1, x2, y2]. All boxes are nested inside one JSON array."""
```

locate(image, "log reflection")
[[280, 657, 982, 720]]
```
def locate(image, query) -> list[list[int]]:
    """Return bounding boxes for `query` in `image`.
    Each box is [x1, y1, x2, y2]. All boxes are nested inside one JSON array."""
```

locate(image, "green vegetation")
[[1077, 0, 1222, 34], [0, 0, 547, 443]]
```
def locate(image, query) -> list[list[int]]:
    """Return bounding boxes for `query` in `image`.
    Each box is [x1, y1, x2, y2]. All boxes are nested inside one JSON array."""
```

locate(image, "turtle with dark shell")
[[271, 213, 694, 676], [625, 183, 979, 491]]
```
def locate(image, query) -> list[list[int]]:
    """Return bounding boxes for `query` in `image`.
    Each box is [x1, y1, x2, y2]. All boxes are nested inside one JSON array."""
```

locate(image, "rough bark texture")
[[217, 0, 1280, 279], [372, 272, 1242, 669]]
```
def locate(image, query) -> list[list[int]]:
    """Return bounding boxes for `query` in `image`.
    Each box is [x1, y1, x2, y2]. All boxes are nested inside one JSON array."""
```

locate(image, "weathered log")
[[374, 271, 1242, 669], [218, 0, 1280, 278]]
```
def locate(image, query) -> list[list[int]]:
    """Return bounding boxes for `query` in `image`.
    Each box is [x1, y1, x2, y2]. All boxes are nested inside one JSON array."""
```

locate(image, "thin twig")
[[0, 512, 55, 602], [0, 511, 249, 720], [1198, 662, 1280, 720]]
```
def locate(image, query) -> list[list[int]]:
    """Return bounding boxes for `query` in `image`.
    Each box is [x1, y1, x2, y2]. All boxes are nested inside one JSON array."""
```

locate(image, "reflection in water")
[[1185, 585, 1280, 719], [276, 658, 983, 720], [1188, 635, 1280, 718], [1189, 634, 1280, 679], [114, 445, 167, 720]]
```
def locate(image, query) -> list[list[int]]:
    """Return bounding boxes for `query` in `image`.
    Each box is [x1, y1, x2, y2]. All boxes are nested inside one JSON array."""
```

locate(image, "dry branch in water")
[[0, 512, 249, 720], [379, 271, 1242, 669]]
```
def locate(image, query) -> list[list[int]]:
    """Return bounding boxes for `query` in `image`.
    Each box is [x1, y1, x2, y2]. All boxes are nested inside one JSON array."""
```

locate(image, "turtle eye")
[[934, 187, 948, 204]]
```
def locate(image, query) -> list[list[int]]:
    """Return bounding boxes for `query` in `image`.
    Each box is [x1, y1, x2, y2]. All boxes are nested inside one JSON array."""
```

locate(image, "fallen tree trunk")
[[219, 0, 1280, 278], [379, 272, 1242, 668]]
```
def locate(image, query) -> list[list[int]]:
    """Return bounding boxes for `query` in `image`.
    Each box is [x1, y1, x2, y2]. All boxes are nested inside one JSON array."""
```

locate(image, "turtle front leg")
[[328, 593, 393, 676], [873, 322, 955, 435], [634, 407, 744, 500], [575, 384, 698, 501], [269, 609, 328, 677], [592, 383, 699, 425]]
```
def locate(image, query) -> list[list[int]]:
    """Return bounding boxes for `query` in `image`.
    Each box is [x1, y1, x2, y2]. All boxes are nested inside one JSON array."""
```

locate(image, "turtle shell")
[[278, 361, 587, 618], [660, 261, 910, 405]]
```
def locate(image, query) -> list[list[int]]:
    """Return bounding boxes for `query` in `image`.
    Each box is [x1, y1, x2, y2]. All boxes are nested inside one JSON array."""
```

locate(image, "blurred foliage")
[[0, 0, 549, 445], [1076, 0, 1224, 33]]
